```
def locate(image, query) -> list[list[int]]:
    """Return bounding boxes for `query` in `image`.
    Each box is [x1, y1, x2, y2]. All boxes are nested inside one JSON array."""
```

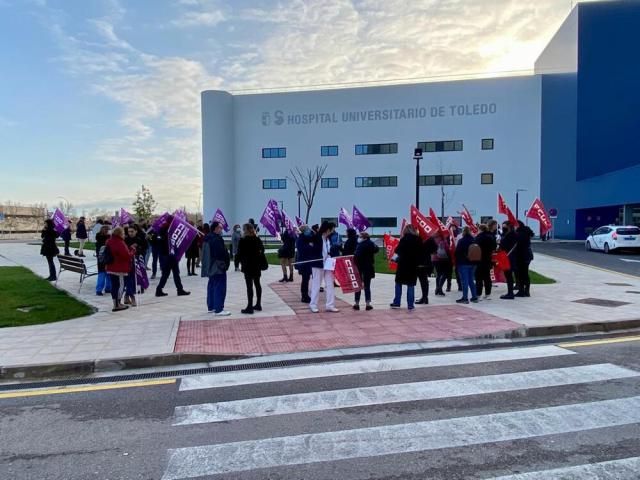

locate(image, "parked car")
[[585, 225, 640, 253]]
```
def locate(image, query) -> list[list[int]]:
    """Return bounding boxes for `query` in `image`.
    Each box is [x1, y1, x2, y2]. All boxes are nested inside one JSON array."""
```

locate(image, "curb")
[[2, 318, 640, 382]]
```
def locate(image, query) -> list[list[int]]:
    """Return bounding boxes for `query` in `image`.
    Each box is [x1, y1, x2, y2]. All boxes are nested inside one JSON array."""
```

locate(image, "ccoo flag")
[[333, 256, 363, 294], [212, 208, 230, 232], [259, 200, 279, 237], [338, 207, 354, 230], [352, 205, 371, 232], [167, 215, 198, 262], [526, 198, 553, 235], [429, 208, 450, 237], [281, 209, 298, 236], [51, 208, 67, 234], [410, 205, 437, 240], [383, 233, 400, 271], [460, 204, 479, 235], [497, 193, 518, 227]]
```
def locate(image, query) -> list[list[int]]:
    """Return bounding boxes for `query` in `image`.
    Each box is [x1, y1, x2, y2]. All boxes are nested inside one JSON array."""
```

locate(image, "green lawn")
[[0, 267, 95, 328], [67, 241, 96, 251], [266, 252, 555, 284]]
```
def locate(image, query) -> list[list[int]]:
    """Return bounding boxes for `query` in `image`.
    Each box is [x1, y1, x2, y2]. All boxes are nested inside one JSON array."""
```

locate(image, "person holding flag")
[[201, 221, 231, 315], [515, 221, 535, 297], [237, 223, 265, 314], [389, 224, 422, 310], [277, 228, 296, 282], [499, 221, 518, 300], [40, 219, 60, 281], [309, 221, 339, 313], [155, 218, 191, 298], [295, 224, 315, 303], [353, 231, 379, 311]]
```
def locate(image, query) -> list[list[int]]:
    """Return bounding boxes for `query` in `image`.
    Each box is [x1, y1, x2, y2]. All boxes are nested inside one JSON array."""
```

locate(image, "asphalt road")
[[2, 339, 640, 480], [534, 241, 640, 277]]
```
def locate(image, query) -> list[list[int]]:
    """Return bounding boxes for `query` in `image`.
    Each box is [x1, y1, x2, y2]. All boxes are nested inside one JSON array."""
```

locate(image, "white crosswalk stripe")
[[173, 363, 638, 425], [163, 346, 640, 480], [178, 345, 574, 391], [487, 456, 640, 479], [163, 396, 640, 479]]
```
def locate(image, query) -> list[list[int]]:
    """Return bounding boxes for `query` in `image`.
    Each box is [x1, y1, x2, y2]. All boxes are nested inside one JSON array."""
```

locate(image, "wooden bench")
[[56, 255, 98, 293]]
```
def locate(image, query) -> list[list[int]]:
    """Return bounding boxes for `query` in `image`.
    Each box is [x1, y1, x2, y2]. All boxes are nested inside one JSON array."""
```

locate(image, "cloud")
[[171, 10, 225, 27], [0, 116, 18, 128]]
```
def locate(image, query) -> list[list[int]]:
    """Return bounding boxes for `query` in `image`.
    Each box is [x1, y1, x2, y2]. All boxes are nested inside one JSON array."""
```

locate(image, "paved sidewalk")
[[1, 242, 639, 372]]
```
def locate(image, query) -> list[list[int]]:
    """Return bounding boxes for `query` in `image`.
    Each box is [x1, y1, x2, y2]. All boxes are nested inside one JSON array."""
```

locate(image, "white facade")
[[202, 76, 542, 234]]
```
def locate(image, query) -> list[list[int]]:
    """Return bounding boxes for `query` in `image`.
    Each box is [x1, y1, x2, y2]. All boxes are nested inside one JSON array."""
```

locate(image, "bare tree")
[[58, 199, 74, 216], [288, 164, 327, 223]]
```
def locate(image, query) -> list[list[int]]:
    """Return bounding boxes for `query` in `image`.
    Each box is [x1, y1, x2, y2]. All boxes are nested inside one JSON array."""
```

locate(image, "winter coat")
[[75, 221, 87, 240], [455, 234, 478, 266], [500, 231, 518, 271], [278, 231, 296, 259], [295, 232, 316, 275], [328, 231, 342, 257], [201, 232, 230, 277], [237, 235, 265, 277], [475, 231, 497, 265], [40, 228, 59, 257], [231, 229, 241, 255], [185, 235, 200, 259], [516, 226, 534, 264], [418, 237, 437, 268], [354, 238, 379, 280], [95, 232, 110, 273], [60, 227, 71, 243], [394, 233, 422, 286], [105, 236, 133, 274], [155, 226, 170, 256], [306, 232, 325, 270]]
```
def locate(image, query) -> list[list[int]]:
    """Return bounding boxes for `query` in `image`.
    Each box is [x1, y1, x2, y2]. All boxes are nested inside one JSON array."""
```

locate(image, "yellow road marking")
[[0, 378, 176, 399], [559, 335, 640, 348], [537, 253, 640, 280]]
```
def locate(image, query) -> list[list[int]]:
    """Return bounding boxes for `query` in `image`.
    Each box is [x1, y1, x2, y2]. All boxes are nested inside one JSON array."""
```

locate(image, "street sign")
[[413, 148, 423, 158], [549, 208, 558, 218]]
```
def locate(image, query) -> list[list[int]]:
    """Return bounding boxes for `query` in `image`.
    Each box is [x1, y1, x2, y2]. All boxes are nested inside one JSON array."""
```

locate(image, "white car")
[[585, 225, 640, 253]]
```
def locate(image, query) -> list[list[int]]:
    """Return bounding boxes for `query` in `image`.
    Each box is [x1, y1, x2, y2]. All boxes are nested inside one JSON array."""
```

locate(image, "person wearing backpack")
[[432, 233, 450, 296], [474, 224, 497, 299], [454, 226, 480, 304]]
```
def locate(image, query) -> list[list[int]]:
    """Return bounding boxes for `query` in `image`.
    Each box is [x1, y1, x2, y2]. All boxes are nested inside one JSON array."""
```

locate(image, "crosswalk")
[[162, 345, 640, 479]]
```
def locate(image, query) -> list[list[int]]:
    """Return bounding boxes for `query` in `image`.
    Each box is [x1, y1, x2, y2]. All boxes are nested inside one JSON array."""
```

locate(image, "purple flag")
[[268, 199, 282, 228], [338, 207, 354, 229], [281, 209, 298, 236], [168, 216, 198, 262], [151, 212, 172, 233], [259, 200, 279, 237], [51, 208, 67, 234], [135, 256, 149, 290], [295, 215, 304, 227], [173, 209, 187, 221], [212, 208, 229, 232], [120, 208, 133, 225], [352, 205, 371, 232]]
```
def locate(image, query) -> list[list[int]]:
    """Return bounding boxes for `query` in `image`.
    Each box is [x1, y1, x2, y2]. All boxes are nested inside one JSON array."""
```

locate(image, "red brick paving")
[[174, 281, 522, 355]]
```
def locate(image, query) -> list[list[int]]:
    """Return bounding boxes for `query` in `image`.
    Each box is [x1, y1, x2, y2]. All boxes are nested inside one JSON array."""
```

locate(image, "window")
[[355, 176, 398, 188], [321, 145, 339, 156], [262, 178, 287, 189], [480, 216, 494, 224], [368, 217, 398, 228], [417, 140, 463, 153], [482, 138, 494, 150], [321, 217, 338, 225], [355, 143, 398, 155], [321, 177, 339, 188], [419, 174, 463, 186], [481, 173, 494, 184], [262, 147, 286, 158]]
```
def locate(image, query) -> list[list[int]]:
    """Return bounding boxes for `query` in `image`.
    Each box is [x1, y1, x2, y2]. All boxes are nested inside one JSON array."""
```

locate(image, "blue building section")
[[537, 0, 640, 239]]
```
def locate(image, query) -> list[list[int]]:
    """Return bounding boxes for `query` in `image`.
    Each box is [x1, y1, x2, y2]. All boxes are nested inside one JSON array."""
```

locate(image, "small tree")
[[133, 185, 157, 223], [288, 164, 328, 224]]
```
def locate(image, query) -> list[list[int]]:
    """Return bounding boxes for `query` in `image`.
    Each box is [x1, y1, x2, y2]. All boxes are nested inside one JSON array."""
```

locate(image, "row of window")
[[261, 139, 495, 158], [263, 173, 494, 190]]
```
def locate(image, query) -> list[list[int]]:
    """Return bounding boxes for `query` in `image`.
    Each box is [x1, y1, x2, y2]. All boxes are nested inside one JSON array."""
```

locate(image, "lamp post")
[[297, 190, 302, 218], [414, 148, 423, 209], [516, 189, 527, 221]]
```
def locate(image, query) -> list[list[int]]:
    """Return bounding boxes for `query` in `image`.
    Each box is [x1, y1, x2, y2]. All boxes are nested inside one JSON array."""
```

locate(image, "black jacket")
[[237, 235, 265, 276], [418, 237, 437, 268], [295, 233, 316, 275], [455, 234, 477, 266], [354, 238, 379, 279], [394, 234, 422, 285], [343, 232, 358, 256], [516, 226, 534, 263], [75, 221, 87, 240], [40, 228, 59, 257], [475, 231, 497, 265], [500, 231, 518, 269], [277, 231, 296, 259]]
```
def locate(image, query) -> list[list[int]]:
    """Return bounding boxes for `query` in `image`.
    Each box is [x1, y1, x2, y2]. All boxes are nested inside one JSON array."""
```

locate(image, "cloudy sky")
[[0, 0, 591, 215]]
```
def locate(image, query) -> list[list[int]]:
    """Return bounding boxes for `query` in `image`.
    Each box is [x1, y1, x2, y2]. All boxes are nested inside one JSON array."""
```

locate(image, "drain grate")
[[573, 298, 631, 308], [605, 282, 633, 287]]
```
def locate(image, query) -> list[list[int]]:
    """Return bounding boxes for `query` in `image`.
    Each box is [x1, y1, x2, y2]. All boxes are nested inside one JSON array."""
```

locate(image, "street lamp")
[[516, 189, 527, 221], [297, 190, 302, 218], [414, 148, 423, 209]]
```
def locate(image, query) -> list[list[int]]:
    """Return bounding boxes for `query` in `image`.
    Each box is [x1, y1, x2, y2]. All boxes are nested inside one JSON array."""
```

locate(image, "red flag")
[[497, 193, 518, 227], [399, 218, 407, 236], [490, 266, 507, 283], [526, 198, 552, 235], [445, 216, 458, 229], [334, 256, 363, 294], [429, 208, 450, 237], [410, 205, 438, 240], [383, 233, 399, 271], [460, 205, 479, 235]]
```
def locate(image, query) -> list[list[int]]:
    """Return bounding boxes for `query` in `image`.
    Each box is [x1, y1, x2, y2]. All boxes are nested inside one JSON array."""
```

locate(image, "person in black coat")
[[277, 229, 296, 282], [390, 225, 422, 310], [499, 222, 518, 299], [515, 221, 534, 297], [75, 217, 88, 257], [237, 223, 265, 314], [454, 226, 480, 304], [95, 225, 112, 295], [295, 225, 315, 303], [60, 225, 72, 256], [474, 224, 497, 298], [432, 234, 451, 296], [40, 219, 60, 281], [342, 228, 358, 256], [416, 235, 437, 304], [155, 220, 190, 297], [353, 231, 379, 310]]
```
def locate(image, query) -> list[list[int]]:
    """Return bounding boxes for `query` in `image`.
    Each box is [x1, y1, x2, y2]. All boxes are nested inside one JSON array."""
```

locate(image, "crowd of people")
[[40, 214, 535, 315]]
